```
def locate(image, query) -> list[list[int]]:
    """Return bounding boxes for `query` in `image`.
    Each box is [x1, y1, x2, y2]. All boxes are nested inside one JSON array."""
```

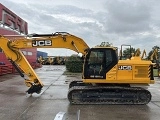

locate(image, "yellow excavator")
[[39, 56, 65, 65], [0, 32, 154, 105], [149, 48, 160, 76]]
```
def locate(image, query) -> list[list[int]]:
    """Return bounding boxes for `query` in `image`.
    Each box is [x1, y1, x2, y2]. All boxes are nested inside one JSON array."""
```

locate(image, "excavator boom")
[[4, 32, 89, 55]]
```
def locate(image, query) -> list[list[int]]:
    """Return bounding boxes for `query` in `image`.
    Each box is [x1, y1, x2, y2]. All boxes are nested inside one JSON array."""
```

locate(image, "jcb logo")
[[32, 40, 52, 46], [118, 66, 132, 70]]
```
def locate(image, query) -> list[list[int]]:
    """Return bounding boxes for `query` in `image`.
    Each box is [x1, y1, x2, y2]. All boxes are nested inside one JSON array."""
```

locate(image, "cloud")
[[1, 0, 160, 56], [104, 0, 152, 34]]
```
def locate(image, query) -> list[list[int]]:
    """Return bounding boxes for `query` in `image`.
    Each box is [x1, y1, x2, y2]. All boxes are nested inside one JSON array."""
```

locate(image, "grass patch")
[[63, 70, 82, 76], [153, 69, 159, 77]]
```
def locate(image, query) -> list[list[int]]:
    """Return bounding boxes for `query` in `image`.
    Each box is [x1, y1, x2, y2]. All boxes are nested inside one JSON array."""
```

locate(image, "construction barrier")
[[0, 64, 13, 75], [0, 63, 42, 76], [30, 62, 42, 69]]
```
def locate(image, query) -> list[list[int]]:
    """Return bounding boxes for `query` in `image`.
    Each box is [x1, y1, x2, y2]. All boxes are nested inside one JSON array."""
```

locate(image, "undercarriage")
[[68, 81, 151, 105]]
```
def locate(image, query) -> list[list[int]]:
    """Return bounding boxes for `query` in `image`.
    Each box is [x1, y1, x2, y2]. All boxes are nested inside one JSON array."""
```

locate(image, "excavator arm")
[[0, 32, 89, 94]]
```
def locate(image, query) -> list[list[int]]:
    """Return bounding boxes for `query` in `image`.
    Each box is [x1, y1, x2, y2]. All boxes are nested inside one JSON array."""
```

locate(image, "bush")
[[65, 55, 83, 73]]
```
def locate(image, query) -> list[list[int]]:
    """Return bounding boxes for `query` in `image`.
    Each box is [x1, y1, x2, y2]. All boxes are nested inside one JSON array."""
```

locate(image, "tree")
[[147, 46, 159, 61], [95, 42, 113, 47], [65, 55, 83, 73], [122, 47, 136, 59]]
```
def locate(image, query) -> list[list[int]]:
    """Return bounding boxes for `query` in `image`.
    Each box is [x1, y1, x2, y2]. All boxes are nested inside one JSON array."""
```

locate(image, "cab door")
[[83, 48, 118, 79]]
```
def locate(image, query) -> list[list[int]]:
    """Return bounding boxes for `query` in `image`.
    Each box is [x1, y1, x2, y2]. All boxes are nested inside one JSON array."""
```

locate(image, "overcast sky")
[[1, 0, 160, 56]]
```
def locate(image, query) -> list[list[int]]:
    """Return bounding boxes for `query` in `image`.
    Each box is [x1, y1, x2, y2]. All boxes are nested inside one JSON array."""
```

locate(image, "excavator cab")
[[83, 47, 118, 79]]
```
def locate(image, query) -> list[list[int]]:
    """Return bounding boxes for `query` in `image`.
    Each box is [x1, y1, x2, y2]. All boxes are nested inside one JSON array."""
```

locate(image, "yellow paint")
[[83, 56, 154, 85]]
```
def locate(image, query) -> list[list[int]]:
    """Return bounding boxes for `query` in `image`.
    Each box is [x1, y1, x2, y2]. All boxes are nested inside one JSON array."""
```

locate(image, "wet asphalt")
[[0, 65, 160, 120]]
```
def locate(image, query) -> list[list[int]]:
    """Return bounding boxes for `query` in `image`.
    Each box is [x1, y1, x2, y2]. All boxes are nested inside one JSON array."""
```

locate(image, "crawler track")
[[68, 82, 151, 105]]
